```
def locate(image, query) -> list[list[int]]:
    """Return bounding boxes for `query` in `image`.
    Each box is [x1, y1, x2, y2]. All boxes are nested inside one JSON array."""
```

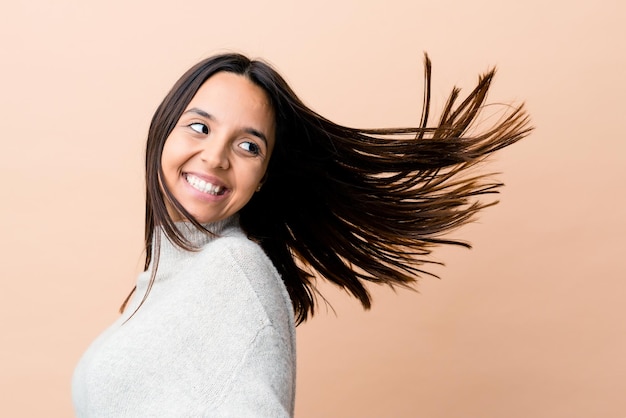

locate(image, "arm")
[[205, 325, 295, 418]]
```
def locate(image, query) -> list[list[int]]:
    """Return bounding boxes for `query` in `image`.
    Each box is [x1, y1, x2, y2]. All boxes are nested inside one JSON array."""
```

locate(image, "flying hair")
[[121, 53, 533, 325]]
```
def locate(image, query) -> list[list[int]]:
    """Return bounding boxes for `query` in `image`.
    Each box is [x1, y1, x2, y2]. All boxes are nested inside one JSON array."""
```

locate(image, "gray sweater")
[[72, 217, 296, 417]]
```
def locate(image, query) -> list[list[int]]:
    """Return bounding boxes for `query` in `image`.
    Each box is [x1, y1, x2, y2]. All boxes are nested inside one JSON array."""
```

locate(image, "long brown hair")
[[122, 53, 532, 325]]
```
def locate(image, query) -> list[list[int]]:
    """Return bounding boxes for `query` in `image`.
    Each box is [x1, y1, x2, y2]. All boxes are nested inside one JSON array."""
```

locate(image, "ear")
[[256, 172, 268, 192]]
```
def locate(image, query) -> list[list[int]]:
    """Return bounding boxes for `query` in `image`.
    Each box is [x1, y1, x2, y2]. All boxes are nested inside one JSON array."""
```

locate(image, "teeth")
[[185, 174, 224, 195]]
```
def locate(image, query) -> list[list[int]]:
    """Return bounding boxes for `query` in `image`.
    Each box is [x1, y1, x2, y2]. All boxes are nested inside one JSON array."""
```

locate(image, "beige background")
[[1, 0, 624, 417]]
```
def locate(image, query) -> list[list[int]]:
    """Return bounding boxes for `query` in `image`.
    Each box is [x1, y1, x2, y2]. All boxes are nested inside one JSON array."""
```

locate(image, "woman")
[[72, 53, 531, 417]]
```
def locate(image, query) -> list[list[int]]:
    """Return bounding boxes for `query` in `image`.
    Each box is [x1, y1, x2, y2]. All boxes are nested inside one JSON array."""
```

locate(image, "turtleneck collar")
[[144, 215, 242, 281], [166, 216, 239, 246]]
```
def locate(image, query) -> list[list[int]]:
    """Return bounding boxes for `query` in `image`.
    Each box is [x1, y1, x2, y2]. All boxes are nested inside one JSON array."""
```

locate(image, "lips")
[[184, 173, 227, 195]]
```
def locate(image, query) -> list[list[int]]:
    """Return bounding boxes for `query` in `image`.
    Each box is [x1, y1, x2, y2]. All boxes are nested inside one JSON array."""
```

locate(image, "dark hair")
[[122, 53, 532, 325]]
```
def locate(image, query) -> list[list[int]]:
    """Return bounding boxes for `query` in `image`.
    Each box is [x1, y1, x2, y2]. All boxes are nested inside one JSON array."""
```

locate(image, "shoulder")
[[208, 228, 280, 288], [217, 232, 276, 273], [201, 229, 295, 334]]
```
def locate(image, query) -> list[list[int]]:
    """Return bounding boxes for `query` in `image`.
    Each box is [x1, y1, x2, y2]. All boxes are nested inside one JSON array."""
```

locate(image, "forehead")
[[187, 72, 274, 120]]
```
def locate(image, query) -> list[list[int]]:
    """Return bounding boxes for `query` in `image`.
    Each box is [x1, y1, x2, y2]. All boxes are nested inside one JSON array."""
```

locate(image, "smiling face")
[[160, 71, 276, 224]]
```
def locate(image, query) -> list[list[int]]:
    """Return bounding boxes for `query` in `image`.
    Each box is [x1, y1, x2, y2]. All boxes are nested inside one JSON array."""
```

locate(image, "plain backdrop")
[[1, 1, 624, 417]]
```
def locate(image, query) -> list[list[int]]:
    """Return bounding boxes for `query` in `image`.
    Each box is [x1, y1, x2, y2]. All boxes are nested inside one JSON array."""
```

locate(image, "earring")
[[256, 184, 263, 192]]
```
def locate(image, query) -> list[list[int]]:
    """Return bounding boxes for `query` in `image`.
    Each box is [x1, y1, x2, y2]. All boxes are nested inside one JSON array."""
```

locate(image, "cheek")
[[236, 164, 269, 202], [159, 143, 183, 192], [160, 138, 184, 175], [160, 139, 174, 168]]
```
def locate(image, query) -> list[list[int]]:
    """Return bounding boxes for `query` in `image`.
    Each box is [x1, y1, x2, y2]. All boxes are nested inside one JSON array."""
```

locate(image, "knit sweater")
[[72, 217, 296, 417]]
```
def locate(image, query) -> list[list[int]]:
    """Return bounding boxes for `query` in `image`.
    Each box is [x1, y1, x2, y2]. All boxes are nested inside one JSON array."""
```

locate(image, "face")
[[161, 72, 276, 224]]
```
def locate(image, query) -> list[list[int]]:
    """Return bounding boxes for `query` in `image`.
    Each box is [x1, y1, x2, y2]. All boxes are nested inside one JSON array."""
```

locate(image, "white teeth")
[[185, 174, 224, 195]]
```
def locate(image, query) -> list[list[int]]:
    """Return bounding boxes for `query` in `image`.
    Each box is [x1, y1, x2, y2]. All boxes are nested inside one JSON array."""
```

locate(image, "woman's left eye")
[[238, 141, 260, 155], [189, 123, 209, 134]]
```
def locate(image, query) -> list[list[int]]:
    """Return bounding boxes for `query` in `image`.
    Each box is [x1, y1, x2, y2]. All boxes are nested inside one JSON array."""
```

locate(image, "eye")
[[238, 141, 261, 155], [189, 122, 209, 135]]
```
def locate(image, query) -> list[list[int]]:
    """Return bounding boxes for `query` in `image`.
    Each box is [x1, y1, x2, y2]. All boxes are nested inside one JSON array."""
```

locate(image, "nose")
[[200, 137, 230, 170]]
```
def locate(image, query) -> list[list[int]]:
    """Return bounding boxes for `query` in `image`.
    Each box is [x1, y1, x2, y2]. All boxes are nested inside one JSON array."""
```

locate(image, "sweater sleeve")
[[205, 325, 295, 418]]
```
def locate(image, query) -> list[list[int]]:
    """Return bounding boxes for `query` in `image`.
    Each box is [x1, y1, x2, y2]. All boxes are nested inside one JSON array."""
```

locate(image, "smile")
[[184, 174, 226, 195]]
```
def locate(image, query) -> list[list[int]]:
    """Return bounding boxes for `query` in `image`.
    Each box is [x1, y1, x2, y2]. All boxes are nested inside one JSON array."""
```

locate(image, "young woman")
[[72, 53, 531, 417]]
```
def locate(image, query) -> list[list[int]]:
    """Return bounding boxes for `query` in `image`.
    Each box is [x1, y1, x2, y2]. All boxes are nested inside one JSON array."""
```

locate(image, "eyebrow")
[[183, 107, 268, 145]]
